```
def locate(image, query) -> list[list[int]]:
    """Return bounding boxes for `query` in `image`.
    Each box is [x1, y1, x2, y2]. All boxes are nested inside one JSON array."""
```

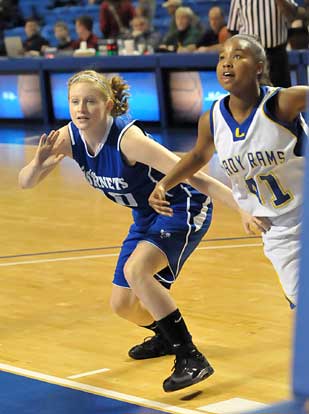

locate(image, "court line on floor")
[[0, 363, 205, 414], [68, 368, 110, 379], [0, 236, 261, 260], [0, 243, 263, 267]]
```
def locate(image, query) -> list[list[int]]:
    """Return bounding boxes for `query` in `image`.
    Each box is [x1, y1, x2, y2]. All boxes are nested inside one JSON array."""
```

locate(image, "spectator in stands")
[[0, 0, 23, 55], [126, 16, 161, 52], [195, 6, 230, 52], [72, 15, 98, 50], [288, 18, 309, 49], [296, 0, 309, 17], [289, 0, 309, 49], [135, 0, 156, 23], [54, 21, 74, 50], [158, 6, 203, 53], [23, 18, 49, 56], [227, 0, 299, 87], [0, 0, 23, 30], [161, 0, 182, 43], [99, 0, 135, 39]]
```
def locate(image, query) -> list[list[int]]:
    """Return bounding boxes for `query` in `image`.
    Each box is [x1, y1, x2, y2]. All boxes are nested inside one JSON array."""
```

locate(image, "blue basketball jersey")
[[68, 116, 209, 226], [68, 116, 213, 288]]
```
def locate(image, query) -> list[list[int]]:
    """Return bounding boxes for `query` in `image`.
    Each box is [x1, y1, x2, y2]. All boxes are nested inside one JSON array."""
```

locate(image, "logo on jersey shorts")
[[160, 229, 171, 239]]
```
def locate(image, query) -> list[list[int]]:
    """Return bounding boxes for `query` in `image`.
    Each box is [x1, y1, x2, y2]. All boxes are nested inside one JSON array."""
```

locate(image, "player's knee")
[[123, 261, 144, 287], [110, 295, 132, 318]]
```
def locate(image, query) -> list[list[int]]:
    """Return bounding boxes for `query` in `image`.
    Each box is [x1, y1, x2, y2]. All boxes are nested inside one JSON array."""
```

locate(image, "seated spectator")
[[0, 0, 23, 29], [195, 6, 230, 52], [135, 0, 156, 23], [295, 0, 309, 19], [72, 15, 98, 50], [159, 7, 202, 53], [161, 0, 182, 43], [126, 16, 161, 52], [23, 19, 49, 56], [54, 21, 74, 50], [99, 0, 135, 39], [288, 19, 309, 49]]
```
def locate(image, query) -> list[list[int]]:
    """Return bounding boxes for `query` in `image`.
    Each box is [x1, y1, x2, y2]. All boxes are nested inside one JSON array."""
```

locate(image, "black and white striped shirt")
[[227, 0, 298, 48]]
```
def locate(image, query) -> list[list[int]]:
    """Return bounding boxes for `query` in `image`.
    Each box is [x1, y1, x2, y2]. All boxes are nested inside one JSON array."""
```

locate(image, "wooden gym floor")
[[0, 129, 294, 414]]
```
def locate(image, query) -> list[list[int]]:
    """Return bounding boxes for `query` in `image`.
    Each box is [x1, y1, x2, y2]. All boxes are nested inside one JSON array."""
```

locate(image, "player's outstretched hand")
[[240, 209, 271, 234], [148, 183, 173, 216], [34, 130, 65, 170]]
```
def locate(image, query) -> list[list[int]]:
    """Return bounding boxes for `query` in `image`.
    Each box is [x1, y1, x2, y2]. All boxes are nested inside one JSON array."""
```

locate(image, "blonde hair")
[[175, 6, 194, 19], [68, 70, 130, 117]]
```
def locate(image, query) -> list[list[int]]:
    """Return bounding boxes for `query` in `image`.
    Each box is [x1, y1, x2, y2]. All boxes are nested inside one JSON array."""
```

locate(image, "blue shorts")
[[113, 197, 213, 288]]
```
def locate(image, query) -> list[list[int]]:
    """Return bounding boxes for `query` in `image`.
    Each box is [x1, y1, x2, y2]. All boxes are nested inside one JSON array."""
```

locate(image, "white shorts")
[[262, 207, 302, 306]]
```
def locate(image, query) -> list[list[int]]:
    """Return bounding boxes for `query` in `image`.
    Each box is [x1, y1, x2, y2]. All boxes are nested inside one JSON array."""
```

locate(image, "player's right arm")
[[148, 112, 272, 234], [18, 126, 72, 189]]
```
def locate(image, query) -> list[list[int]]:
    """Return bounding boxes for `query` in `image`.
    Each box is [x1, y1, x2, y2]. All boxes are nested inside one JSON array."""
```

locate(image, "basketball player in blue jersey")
[[18, 69, 269, 392], [149, 34, 309, 309]]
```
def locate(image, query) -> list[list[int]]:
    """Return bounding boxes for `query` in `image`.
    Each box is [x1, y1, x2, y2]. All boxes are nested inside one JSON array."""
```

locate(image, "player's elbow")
[[191, 149, 208, 167]]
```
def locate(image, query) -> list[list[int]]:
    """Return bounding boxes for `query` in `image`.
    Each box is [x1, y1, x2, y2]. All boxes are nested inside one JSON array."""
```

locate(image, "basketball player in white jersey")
[[18, 70, 269, 392], [149, 34, 309, 308]]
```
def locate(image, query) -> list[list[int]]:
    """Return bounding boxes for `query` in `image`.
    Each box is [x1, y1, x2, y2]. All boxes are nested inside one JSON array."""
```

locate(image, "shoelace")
[[142, 336, 153, 343], [141, 335, 162, 348], [170, 357, 187, 373]]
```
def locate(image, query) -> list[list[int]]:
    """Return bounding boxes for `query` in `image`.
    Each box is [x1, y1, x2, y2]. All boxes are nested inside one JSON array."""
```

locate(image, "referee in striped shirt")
[[227, 0, 299, 87]]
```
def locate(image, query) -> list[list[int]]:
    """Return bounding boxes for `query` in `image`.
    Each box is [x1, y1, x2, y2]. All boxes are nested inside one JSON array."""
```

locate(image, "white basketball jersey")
[[211, 86, 307, 217]]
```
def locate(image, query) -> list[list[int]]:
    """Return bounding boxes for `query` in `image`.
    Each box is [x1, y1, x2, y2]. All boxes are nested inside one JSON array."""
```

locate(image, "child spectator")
[[54, 21, 74, 50], [23, 19, 49, 56], [72, 15, 98, 50]]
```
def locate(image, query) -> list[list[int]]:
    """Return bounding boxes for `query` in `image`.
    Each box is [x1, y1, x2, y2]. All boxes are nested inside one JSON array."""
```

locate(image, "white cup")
[[80, 41, 87, 50], [124, 39, 135, 54], [137, 43, 146, 54]]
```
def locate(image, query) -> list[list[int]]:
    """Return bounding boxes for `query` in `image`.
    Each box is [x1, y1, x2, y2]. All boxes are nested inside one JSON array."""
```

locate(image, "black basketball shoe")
[[163, 351, 214, 392], [128, 334, 174, 360]]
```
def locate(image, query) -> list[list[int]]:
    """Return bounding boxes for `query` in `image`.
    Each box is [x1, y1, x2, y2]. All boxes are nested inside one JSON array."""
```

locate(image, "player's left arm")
[[120, 125, 271, 234], [276, 86, 309, 123]]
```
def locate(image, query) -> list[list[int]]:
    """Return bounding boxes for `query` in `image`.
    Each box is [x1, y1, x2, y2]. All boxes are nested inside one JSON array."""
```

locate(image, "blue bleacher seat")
[[19, 1, 36, 20], [84, 5, 100, 22], [44, 14, 60, 25], [4, 27, 26, 42], [63, 6, 86, 19], [41, 24, 56, 46], [93, 22, 101, 38], [19, 0, 54, 20]]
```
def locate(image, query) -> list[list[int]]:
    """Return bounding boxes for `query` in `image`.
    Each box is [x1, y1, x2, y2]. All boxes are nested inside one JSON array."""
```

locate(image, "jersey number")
[[108, 192, 138, 207], [245, 173, 292, 208]]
